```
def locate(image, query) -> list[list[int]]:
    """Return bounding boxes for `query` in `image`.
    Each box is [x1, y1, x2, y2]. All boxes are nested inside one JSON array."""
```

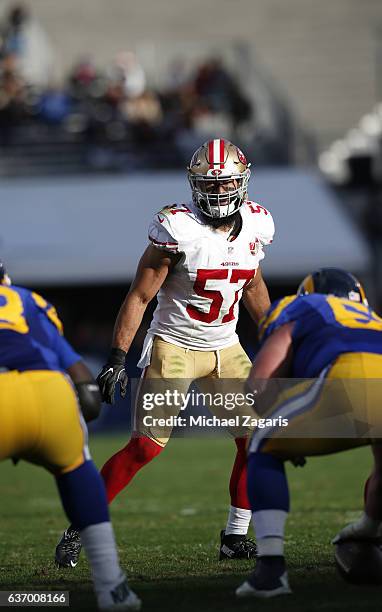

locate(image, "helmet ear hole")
[[188, 139, 251, 219]]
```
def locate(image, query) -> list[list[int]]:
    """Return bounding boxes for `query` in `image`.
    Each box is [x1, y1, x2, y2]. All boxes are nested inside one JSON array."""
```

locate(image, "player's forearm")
[[67, 360, 95, 383], [111, 292, 148, 353], [243, 275, 271, 325], [246, 323, 293, 413], [253, 278, 271, 322]]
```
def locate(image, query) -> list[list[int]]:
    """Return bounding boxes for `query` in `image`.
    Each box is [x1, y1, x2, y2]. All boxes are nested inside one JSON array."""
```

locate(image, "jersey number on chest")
[[186, 268, 255, 324]]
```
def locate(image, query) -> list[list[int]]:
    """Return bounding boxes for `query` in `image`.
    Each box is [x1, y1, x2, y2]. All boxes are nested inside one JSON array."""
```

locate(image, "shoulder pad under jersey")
[[148, 203, 200, 252], [243, 201, 275, 246]]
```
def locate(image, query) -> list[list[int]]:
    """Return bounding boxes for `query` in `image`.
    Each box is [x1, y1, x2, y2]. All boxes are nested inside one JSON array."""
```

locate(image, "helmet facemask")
[[188, 170, 250, 218]]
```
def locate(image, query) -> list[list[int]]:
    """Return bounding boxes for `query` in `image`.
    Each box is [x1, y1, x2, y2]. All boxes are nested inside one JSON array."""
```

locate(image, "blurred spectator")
[[0, 3, 55, 88], [188, 101, 232, 137], [1, 4, 28, 56], [111, 51, 146, 99], [123, 89, 163, 142], [165, 58, 189, 93], [71, 59, 97, 89], [192, 57, 252, 127], [0, 23, 299, 174], [0, 66, 26, 145], [69, 58, 102, 99], [124, 89, 163, 125], [38, 85, 72, 124]]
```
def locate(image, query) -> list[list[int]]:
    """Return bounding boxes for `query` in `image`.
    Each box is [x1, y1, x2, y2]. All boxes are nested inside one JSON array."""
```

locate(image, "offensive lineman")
[[56, 138, 275, 567], [0, 262, 141, 610], [237, 268, 382, 599]]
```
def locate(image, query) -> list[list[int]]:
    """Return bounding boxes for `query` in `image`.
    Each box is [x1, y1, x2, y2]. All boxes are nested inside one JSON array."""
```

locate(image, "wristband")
[[108, 347, 127, 365]]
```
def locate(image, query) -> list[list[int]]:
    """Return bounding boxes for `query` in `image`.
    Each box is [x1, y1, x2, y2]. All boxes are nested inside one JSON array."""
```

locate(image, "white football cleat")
[[97, 576, 142, 611], [332, 514, 382, 544], [236, 571, 292, 599]]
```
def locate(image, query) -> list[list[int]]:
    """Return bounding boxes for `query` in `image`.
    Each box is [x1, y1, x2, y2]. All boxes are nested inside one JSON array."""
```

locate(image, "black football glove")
[[74, 381, 102, 422], [96, 348, 128, 404]]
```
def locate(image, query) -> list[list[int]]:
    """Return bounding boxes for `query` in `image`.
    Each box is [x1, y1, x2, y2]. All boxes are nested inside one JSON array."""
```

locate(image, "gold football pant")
[[134, 337, 253, 445], [249, 352, 382, 458], [0, 370, 88, 474]]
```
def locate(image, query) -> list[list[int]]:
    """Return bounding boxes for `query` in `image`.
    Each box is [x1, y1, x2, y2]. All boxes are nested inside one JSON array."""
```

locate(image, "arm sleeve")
[[30, 291, 81, 369], [31, 291, 64, 334], [53, 334, 82, 370], [259, 295, 321, 347], [259, 295, 299, 342]]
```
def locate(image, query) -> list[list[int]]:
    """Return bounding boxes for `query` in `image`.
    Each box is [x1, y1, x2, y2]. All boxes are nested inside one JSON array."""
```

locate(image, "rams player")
[[0, 262, 141, 611], [56, 139, 275, 567], [237, 268, 382, 599]]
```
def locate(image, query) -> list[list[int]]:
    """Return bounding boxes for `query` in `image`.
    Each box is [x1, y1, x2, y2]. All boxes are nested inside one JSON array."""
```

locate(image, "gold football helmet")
[[187, 139, 251, 218]]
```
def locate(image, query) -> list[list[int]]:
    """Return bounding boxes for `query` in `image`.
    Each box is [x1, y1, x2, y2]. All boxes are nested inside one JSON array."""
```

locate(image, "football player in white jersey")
[[55, 139, 275, 568]]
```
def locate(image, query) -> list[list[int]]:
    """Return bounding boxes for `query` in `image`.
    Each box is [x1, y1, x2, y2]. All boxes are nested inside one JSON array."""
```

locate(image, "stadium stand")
[[319, 103, 382, 311], [0, 3, 315, 176]]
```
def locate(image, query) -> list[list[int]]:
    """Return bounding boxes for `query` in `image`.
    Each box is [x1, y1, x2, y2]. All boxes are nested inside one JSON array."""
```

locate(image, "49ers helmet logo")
[[208, 168, 223, 176], [237, 147, 247, 165], [189, 151, 200, 168]]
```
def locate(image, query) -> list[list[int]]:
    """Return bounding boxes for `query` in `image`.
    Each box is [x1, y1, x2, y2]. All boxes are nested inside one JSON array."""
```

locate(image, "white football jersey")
[[139, 200, 274, 360]]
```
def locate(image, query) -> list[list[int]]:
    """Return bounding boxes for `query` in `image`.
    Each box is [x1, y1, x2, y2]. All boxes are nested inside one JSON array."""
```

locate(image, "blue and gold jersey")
[[259, 293, 382, 377], [0, 284, 80, 372]]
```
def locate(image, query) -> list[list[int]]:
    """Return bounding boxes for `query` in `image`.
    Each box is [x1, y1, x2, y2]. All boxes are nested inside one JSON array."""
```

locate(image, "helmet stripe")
[[210, 139, 225, 169], [208, 140, 215, 168], [219, 138, 225, 168], [213, 139, 220, 167]]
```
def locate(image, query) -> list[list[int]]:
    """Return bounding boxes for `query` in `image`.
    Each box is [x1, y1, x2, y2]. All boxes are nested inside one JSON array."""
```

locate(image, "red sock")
[[100, 436, 163, 503], [229, 437, 251, 510]]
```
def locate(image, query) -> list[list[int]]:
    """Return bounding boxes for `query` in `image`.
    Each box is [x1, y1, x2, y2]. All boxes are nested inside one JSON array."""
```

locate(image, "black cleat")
[[55, 526, 82, 568], [236, 555, 292, 598], [219, 529, 257, 560]]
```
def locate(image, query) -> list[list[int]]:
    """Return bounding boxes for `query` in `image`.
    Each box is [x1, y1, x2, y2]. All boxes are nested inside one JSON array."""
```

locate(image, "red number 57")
[[186, 268, 255, 324]]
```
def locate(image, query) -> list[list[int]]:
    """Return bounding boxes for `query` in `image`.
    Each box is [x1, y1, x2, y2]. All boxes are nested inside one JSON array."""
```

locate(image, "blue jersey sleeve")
[[53, 334, 81, 370], [259, 295, 299, 342], [29, 291, 64, 334], [28, 291, 81, 370], [259, 294, 321, 345]]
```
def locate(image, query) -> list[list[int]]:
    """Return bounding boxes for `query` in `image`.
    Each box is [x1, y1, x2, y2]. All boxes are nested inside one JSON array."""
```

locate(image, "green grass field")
[[0, 435, 380, 611]]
